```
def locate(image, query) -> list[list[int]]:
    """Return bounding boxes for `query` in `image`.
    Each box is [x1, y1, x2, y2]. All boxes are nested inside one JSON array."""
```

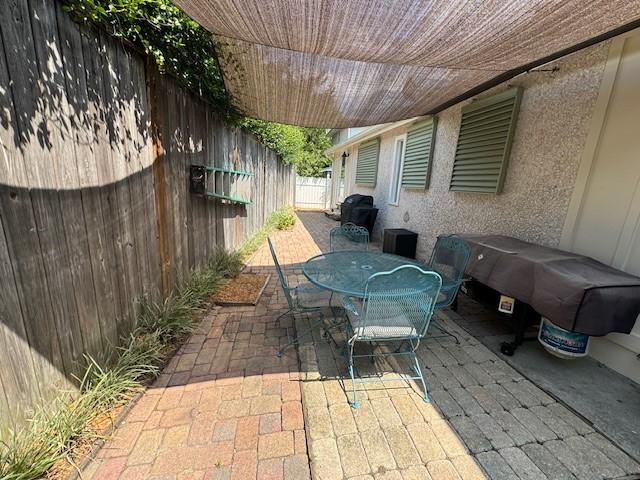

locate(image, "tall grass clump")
[[0, 393, 95, 480], [237, 206, 296, 259], [0, 247, 243, 480]]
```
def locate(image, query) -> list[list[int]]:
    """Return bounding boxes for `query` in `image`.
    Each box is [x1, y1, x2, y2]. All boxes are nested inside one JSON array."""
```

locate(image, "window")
[[402, 117, 438, 189], [450, 87, 523, 194], [355, 139, 380, 187], [388, 135, 406, 205]]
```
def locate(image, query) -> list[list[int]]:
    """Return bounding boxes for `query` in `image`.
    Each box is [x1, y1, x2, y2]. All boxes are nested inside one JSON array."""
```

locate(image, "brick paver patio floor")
[[84, 212, 640, 480]]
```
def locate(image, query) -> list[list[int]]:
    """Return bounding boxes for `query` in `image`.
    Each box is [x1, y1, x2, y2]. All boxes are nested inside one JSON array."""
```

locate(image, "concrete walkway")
[[83, 212, 640, 480]]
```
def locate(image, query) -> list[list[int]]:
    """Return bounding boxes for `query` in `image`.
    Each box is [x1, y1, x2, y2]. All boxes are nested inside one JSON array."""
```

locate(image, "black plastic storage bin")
[[383, 229, 418, 259]]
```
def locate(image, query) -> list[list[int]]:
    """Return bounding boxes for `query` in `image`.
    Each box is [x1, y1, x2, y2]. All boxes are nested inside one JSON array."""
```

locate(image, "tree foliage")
[[240, 119, 331, 176], [66, 0, 231, 114], [64, 0, 331, 176]]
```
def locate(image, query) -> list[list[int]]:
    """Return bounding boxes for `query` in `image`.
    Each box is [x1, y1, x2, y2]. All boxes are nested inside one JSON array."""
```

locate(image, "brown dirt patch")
[[46, 399, 131, 480], [214, 273, 270, 305]]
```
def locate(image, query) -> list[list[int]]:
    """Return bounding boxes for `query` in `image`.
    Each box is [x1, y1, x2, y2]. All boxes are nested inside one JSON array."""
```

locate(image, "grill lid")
[[343, 194, 374, 207]]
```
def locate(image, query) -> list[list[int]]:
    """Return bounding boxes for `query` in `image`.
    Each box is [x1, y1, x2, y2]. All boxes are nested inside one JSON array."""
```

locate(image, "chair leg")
[[329, 292, 346, 329], [430, 319, 460, 344], [277, 308, 293, 323], [322, 305, 349, 347], [348, 342, 359, 409], [276, 309, 295, 358], [322, 316, 344, 348], [277, 309, 324, 357], [411, 349, 430, 403]]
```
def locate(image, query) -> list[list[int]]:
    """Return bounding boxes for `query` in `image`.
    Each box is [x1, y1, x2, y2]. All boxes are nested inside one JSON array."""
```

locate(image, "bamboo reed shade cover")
[[174, 0, 640, 128]]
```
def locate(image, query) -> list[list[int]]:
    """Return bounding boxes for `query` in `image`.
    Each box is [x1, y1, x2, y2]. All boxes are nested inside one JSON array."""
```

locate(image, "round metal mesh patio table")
[[303, 251, 423, 297]]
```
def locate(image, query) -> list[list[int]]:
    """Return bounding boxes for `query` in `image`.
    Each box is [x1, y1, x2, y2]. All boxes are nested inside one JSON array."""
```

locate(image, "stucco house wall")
[[340, 41, 610, 262]]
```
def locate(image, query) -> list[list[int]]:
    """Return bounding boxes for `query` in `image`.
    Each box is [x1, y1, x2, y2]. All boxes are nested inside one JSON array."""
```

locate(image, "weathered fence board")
[[0, 0, 294, 434], [32, 0, 89, 380], [0, 18, 44, 426], [81, 29, 125, 348], [56, 4, 106, 360], [0, 207, 42, 425], [0, 0, 71, 399]]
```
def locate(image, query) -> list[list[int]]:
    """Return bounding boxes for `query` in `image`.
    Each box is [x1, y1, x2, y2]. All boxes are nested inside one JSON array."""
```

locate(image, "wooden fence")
[[0, 0, 293, 432]]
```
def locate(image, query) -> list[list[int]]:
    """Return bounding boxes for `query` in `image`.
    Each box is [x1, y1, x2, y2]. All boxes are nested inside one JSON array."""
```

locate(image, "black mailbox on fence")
[[190, 165, 207, 195], [383, 229, 418, 259]]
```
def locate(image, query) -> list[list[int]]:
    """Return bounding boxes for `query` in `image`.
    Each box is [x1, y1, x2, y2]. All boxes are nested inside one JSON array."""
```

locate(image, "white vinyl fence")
[[295, 175, 331, 210]]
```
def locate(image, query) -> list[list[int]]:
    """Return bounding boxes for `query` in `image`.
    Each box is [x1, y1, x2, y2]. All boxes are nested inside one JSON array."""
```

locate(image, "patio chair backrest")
[[330, 222, 370, 252], [268, 238, 295, 309], [428, 234, 470, 307], [360, 265, 442, 340]]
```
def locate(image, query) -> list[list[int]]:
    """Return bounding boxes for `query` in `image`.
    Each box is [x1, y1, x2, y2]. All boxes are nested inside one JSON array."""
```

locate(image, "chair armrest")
[[440, 281, 462, 294]]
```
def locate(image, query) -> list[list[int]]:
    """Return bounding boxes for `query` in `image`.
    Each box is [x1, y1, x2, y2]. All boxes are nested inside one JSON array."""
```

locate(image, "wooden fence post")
[[147, 60, 171, 296]]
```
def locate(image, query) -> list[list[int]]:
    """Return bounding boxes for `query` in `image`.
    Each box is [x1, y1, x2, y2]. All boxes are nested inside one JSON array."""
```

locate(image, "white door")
[[561, 30, 640, 381]]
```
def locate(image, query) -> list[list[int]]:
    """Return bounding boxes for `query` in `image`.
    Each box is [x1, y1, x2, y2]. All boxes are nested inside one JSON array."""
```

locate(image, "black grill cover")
[[461, 234, 640, 336], [341, 194, 377, 234], [343, 194, 373, 207]]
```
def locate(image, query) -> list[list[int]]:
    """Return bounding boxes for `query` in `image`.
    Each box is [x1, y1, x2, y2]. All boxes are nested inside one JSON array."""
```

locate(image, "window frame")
[[388, 134, 407, 206]]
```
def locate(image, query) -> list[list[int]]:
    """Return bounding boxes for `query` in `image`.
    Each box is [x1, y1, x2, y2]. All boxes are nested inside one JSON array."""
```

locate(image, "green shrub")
[[0, 392, 96, 480], [137, 295, 195, 345], [79, 333, 163, 410], [236, 206, 296, 260], [271, 206, 296, 230], [239, 120, 331, 176]]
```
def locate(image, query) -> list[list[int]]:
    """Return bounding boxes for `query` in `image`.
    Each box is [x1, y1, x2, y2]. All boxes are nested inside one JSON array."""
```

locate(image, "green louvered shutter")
[[402, 118, 438, 189], [450, 87, 522, 193], [355, 139, 379, 187]]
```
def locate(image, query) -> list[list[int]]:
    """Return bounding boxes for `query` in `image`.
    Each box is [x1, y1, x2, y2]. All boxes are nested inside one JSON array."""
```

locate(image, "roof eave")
[[325, 116, 428, 155]]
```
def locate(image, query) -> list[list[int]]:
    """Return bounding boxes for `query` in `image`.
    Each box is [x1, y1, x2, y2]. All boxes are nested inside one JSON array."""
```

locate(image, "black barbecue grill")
[[340, 194, 378, 235]]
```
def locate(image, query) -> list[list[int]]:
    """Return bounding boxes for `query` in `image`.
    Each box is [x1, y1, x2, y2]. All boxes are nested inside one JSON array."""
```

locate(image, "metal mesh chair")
[[427, 234, 471, 343], [329, 222, 370, 252], [268, 238, 332, 356], [341, 265, 442, 408]]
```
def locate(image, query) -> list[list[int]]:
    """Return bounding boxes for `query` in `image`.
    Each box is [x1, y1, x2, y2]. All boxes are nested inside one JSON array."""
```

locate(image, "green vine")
[[240, 119, 332, 176], [64, 0, 331, 176], [65, 0, 231, 114]]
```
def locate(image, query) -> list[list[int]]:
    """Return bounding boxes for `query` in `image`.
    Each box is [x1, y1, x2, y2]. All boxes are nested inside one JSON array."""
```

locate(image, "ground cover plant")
[[0, 207, 293, 480], [0, 248, 242, 480]]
